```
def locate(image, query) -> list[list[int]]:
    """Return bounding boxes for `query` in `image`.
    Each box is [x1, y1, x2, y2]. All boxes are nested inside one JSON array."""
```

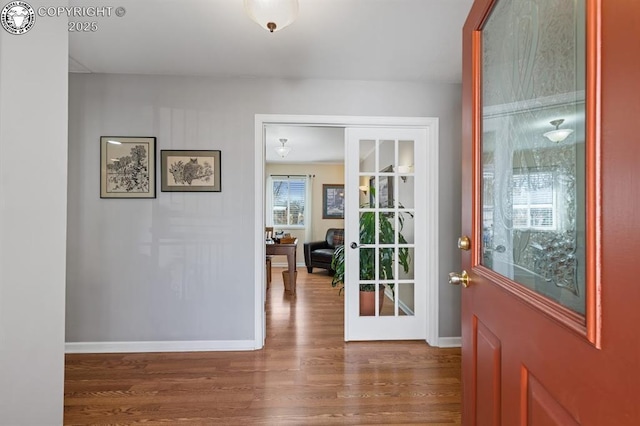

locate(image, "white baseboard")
[[272, 262, 306, 268], [65, 340, 257, 354], [383, 287, 414, 316], [437, 337, 462, 348]]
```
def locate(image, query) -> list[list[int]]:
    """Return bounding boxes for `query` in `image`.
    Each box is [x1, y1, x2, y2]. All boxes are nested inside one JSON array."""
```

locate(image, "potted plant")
[[331, 206, 412, 316]]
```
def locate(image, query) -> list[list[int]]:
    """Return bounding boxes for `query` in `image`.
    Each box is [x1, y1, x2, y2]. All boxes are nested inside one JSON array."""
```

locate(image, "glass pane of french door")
[[358, 138, 415, 317], [481, 0, 586, 314]]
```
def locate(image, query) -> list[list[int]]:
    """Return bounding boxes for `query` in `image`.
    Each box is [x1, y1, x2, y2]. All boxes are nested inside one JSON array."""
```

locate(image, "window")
[[270, 177, 306, 226], [512, 171, 556, 230]]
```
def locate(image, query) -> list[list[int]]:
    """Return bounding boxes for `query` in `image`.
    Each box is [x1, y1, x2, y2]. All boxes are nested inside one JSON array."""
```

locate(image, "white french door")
[[344, 127, 432, 341]]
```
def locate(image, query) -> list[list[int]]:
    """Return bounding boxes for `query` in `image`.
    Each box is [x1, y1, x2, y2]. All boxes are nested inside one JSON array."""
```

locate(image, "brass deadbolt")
[[458, 236, 471, 251]]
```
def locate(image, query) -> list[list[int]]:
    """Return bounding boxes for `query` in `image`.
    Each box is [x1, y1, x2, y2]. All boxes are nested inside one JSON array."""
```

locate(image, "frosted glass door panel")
[[481, 0, 586, 314]]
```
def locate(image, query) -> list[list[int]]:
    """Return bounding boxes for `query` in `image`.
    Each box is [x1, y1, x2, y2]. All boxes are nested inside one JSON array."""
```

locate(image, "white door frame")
[[253, 114, 439, 348]]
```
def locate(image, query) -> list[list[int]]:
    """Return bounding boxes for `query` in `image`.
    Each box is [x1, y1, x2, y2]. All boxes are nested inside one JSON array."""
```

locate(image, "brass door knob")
[[457, 236, 471, 251], [449, 270, 470, 288]]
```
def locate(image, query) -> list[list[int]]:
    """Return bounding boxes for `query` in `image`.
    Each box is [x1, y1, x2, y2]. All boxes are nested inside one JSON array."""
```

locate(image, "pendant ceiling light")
[[543, 119, 574, 143], [244, 0, 299, 33], [275, 138, 291, 158]]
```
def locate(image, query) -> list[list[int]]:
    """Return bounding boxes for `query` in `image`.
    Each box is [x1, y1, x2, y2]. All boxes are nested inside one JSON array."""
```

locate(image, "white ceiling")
[[265, 125, 344, 163], [69, 0, 473, 81], [69, 0, 473, 163]]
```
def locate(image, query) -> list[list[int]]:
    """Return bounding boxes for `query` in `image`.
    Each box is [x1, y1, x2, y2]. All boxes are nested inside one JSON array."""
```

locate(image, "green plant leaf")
[[331, 195, 412, 294]]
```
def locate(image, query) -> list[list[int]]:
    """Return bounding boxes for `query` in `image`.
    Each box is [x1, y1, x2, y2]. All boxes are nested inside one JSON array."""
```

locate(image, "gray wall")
[[0, 0, 68, 423], [66, 73, 462, 343]]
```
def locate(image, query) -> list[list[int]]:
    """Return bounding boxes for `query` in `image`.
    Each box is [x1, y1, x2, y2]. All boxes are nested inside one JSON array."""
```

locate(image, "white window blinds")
[[512, 171, 555, 230], [269, 176, 306, 226]]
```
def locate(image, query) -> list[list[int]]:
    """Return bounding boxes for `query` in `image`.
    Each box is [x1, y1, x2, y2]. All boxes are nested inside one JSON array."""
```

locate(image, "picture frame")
[[323, 184, 345, 219], [160, 150, 221, 192], [100, 136, 156, 199], [369, 165, 394, 208]]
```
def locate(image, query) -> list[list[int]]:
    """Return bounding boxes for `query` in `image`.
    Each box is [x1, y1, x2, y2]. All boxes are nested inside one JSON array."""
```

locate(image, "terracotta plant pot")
[[359, 286, 385, 316]]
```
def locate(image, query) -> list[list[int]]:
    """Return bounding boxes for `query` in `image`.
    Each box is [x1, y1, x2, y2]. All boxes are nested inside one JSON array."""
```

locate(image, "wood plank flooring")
[[64, 267, 461, 425]]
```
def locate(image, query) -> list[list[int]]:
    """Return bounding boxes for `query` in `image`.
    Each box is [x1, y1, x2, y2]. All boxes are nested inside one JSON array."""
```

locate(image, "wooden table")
[[266, 239, 298, 295]]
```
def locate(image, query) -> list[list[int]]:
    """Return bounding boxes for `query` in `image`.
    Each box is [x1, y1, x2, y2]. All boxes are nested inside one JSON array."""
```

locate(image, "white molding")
[[425, 120, 440, 348], [437, 337, 462, 348], [65, 340, 256, 354], [385, 287, 415, 316], [271, 261, 306, 268], [256, 114, 436, 129], [254, 115, 266, 349], [483, 90, 585, 118], [398, 300, 414, 316]]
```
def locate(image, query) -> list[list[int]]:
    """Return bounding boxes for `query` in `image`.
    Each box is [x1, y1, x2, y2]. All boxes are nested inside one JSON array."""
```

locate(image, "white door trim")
[[253, 114, 439, 348]]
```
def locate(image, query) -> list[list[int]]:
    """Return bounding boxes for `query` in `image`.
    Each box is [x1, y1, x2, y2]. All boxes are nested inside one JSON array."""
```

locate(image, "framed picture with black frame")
[[369, 165, 394, 208], [100, 136, 156, 199], [160, 150, 222, 192], [322, 184, 345, 219]]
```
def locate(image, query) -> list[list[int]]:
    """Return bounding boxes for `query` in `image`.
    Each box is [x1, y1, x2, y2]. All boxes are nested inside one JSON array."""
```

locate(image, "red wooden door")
[[460, 0, 640, 424]]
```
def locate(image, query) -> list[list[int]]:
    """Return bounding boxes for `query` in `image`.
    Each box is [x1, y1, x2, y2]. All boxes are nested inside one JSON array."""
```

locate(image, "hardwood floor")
[[64, 268, 461, 425]]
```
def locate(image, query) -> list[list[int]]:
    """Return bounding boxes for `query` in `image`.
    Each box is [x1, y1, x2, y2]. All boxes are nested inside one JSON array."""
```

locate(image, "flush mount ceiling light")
[[397, 165, 414, 182], [543, 119, 574, 143], [244, 0, 299, 33], [275, 138, 291, 158]]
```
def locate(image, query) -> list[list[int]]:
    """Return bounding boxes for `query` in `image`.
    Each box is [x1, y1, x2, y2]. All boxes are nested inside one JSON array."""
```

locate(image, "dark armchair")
[[304, 228, 344, 274]]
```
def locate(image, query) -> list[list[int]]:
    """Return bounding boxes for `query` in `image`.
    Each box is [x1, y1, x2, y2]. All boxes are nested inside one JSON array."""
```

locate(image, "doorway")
[[253, 115, 439, 348]]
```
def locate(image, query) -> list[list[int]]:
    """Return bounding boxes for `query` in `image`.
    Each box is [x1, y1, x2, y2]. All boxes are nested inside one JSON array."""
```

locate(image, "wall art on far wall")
[[161, 150, 221, 192], [100, 136, 156, 199], [369, 165, 394, 208], [323, 184, 345, 219]]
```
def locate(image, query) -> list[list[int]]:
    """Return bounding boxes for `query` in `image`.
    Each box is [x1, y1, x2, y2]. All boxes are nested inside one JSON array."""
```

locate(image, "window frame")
[[512, 169, 558, 231], [268, 176, 307, 228]]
